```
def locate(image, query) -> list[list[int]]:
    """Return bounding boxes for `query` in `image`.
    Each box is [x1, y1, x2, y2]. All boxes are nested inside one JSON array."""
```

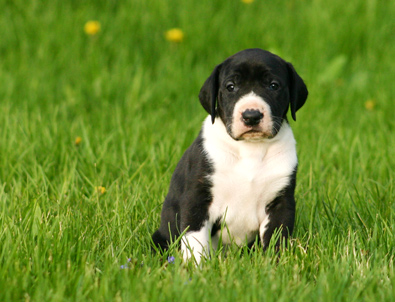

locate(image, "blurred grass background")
[[0, 0, 394, 301]]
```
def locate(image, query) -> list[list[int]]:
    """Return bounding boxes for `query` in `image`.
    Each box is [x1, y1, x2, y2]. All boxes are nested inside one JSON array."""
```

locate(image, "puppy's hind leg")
[[181, 220, 211, 265], [260, 195, 295, 251], [151, 229, 170, 252]]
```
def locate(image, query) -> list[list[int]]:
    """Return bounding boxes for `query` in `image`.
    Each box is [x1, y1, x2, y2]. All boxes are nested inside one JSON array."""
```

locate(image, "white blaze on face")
[[230, 92, 274, 141]]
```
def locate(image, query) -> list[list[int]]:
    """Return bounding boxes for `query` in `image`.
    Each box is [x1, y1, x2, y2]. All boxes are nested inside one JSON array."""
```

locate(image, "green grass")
[[1, 0, 394, 301]]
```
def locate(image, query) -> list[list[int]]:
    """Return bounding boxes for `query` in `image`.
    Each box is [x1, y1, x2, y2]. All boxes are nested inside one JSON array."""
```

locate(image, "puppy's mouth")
[[238, 128, 274, 140], [227, 124, 273, 141]]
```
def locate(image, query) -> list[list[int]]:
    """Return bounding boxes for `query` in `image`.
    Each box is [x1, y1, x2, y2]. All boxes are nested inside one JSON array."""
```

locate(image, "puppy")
[[152, 48, 308, 264]]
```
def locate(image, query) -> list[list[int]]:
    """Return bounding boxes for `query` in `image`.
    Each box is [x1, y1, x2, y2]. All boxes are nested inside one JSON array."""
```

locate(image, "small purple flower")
[[167, 256, 175, 264], [120, 258, 133, 269]]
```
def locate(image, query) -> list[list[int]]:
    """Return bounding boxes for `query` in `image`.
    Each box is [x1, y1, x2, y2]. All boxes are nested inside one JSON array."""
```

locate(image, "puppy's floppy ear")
[[199, 64, 221, 124], [287, 63, 308, 121]]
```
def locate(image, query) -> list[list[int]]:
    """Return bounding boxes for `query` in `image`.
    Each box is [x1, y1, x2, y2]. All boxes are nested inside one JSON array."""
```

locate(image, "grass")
[[0, 0, 394, 301]]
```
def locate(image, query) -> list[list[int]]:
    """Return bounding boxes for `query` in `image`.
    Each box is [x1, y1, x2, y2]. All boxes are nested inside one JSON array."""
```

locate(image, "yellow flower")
[[364, 100, 376, 111], [84, 21, 101, 36], [96, 186, 106, 194], [75, 136, 82, 146], [165, 28, 184, 43], [241, 0, 254, 3]]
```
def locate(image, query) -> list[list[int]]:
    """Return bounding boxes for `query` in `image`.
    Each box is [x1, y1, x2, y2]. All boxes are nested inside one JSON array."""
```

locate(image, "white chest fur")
[[202, 116, 298, 245]]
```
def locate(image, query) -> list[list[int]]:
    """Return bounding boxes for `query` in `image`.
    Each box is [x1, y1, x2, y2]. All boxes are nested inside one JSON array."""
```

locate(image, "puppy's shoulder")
[[169, 126, 213, 185]]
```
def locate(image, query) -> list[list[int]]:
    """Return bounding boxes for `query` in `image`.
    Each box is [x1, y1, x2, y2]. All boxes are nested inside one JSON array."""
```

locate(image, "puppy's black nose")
[[242, 109, 263, 126]]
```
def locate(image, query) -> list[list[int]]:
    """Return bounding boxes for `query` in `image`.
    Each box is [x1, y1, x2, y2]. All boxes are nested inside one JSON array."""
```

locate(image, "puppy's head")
[[199, 48, 308, 141]]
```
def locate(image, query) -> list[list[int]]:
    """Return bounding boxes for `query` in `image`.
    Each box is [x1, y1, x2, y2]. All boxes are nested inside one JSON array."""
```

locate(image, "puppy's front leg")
[[181, 220, 211, 264]]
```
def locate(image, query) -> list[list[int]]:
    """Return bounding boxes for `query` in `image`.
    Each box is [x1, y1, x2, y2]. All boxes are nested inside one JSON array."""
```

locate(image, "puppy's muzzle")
[[242, 109, 263, 126]]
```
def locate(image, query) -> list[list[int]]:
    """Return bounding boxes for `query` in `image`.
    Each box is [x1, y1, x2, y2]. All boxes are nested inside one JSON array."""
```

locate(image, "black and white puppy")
[[152, 48, 308, 263]]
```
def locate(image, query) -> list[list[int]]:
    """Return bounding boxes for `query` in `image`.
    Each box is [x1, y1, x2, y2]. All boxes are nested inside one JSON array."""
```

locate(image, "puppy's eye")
[[226, 83, 235, 92], [269, 82, 280, 91]]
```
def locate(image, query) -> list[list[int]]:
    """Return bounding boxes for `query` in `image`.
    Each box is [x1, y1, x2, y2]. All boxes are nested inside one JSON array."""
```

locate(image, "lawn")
[[0, 0, 394, 301]]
